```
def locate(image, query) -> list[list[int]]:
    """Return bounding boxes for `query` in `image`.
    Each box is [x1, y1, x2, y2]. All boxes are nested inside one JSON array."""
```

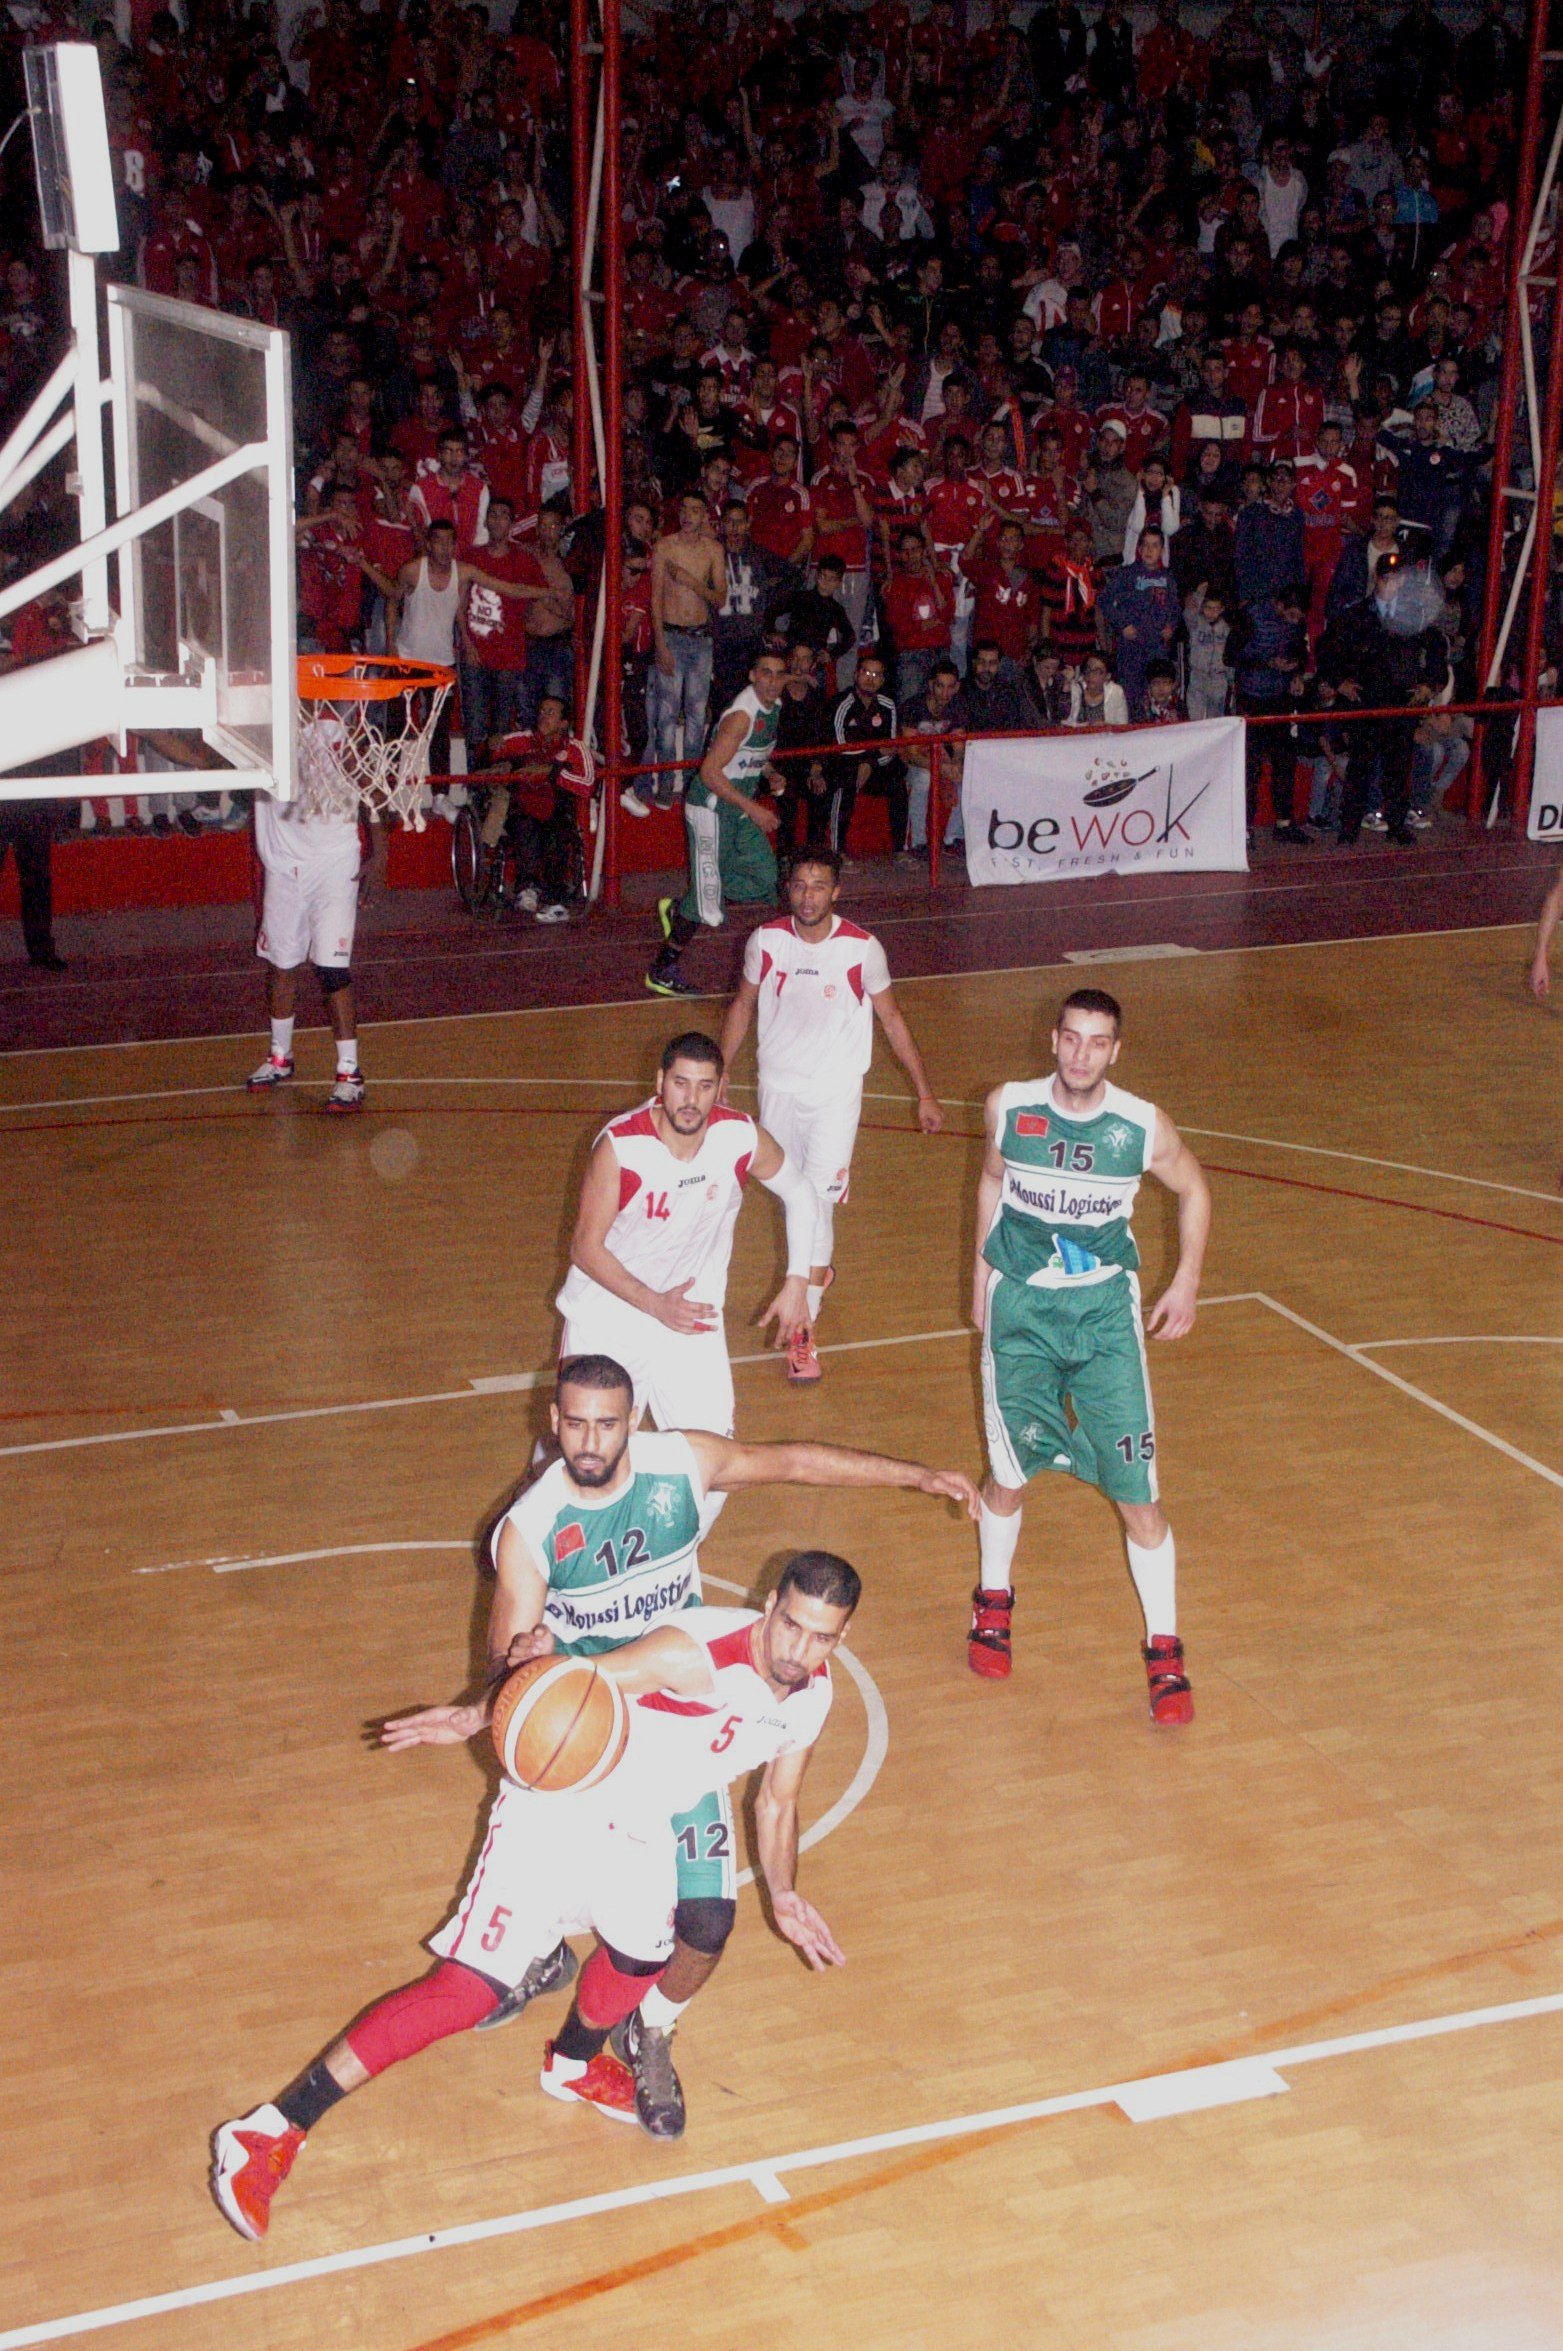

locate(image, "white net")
[[294, 679, 453, 830]]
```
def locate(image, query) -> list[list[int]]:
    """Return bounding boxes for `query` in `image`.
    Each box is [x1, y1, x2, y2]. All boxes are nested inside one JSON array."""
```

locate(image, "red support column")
[[599, 0, 625, 909], [569, 0, 592, 733], [927, 738, 942, 888], [1472, 0, 1551, 818]]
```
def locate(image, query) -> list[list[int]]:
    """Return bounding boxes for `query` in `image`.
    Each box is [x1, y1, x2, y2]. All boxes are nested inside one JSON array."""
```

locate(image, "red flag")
[[554, 1521, 585, 1561], [1015, 1113, 1049, 1137]]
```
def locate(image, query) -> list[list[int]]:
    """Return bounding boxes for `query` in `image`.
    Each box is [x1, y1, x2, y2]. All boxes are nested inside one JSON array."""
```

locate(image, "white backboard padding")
[[0, 637, 122, 772]]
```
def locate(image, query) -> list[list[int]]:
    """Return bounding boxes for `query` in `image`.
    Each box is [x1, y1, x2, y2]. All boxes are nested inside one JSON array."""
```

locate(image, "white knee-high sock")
[[638, 1983, 688, 2033], [1126, 1529, 1177, 1640], [977, 1500, 1022, 1592]]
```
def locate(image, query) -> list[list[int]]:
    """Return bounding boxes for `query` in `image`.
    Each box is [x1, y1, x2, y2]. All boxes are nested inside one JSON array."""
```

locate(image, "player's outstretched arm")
[[487, 1520, 555, 1678], [755, 1747, 845, 1969], [971, 1088, 1008, 1330], [870, 982, 943, 1131], [1530, 859, 1563, 998], [688, 1430, 980, 1517], [1145, 1109, 1211, 1340], [749, 1127, 817, 1345], [570, 1134, 720, 1333], [717, 972, 761, 1099], [594, 1621, 714, 1698]]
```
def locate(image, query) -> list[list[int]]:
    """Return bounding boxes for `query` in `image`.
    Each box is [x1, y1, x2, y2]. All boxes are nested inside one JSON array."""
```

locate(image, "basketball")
[[489, 1655, 629, 1792]]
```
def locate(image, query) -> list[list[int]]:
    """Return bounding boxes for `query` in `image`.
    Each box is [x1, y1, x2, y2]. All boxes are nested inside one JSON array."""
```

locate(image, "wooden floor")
[[2, 924, 1560, 2351]]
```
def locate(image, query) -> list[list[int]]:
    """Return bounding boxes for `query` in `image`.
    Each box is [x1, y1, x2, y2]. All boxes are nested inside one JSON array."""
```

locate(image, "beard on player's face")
[[562, 1425, 630, 1486], [661, 1089, 712, 1132]]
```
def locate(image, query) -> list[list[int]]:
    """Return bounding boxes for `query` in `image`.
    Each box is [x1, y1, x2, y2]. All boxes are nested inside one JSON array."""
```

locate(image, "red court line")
[[6, 1097, 1560, 1249], [1196, 1158, 1563, 1248]]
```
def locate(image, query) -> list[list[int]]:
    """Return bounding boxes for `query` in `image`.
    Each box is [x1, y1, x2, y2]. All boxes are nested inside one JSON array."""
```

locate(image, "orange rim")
[[297, 653, 456, 703]]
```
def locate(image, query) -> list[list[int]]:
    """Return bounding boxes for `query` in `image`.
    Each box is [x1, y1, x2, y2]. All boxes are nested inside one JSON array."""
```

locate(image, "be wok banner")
[[962, 717, 1249, 886], [1531, 706, 1563, 840]]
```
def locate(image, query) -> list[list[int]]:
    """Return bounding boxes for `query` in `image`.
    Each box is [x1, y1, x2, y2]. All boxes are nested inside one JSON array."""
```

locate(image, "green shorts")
[[679, 795, 778, 928], [980, 1267, 1158, 1505], [670, 1785, 736, 1900]]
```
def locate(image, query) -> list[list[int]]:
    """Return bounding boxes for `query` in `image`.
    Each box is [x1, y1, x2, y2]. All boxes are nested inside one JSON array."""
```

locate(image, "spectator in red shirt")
[[882, 530, 956, 705], [410, 428, 490, 556], [746, 435, 815, 568], [960, 514, 1044, 677]]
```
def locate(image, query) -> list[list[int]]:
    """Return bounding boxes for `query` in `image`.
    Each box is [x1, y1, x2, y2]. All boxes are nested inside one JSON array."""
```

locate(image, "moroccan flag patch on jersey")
[[1015, 1114, 1049, 1137], [554, 1521, 585, 1561]]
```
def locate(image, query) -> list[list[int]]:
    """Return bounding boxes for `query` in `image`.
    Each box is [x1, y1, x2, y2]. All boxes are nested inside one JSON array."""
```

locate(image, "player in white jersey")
[[211, 1554, 865, 2238], [718, 847, 944, 1380], [968, 988, 1211, 1722], [426, 1352, 975, 2127], [244, 711, 381, 1113], [557, 1028, 819, 1449]]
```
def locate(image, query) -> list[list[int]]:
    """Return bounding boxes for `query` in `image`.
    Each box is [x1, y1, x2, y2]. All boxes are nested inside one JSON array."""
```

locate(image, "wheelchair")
[[452, 778, 587, 919]]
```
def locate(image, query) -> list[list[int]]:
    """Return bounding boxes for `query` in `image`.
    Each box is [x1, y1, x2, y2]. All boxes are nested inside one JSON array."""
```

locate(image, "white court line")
[[4, 1291, 1559, 2345], [1252, 1292, 1563, 1494], [0, 919, 1535, 1063], [1175, 1126, 1563, 1209], [1356, 1334, 1563, 1350], [7, 1985, 1563, 2349], [3, 1067, 1556, 1226], [0, 1310, 1268, 1465]]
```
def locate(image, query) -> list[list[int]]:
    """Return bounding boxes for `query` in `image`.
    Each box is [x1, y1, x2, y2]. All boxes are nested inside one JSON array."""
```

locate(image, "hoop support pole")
[[1473, 0, 1553, 818], [599, 0, 625, 909]]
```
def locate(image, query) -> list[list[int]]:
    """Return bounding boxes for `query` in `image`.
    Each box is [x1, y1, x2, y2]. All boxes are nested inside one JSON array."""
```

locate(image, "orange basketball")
[[490, 1655, 629, 1792]]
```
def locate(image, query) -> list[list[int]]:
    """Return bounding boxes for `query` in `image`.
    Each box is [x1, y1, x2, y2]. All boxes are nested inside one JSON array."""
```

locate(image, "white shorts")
[[758, 1083, 862, 1205], [254, 802, 362, 970], [255, 841, 361, 968], [429, 1780, 676, 1986], [560, 1284, 735, 1438]]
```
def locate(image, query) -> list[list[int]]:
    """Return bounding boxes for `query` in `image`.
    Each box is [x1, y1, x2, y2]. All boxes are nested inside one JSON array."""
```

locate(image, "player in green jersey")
[[394, 1351, 979, 2135], [966, 989, 1212, 1723], [647, 649, 788, 998]]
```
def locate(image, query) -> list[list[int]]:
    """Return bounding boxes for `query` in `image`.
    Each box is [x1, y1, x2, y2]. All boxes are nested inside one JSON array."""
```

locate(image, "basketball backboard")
[[0, 45, 296, 803], [106, 286, 296, 795]]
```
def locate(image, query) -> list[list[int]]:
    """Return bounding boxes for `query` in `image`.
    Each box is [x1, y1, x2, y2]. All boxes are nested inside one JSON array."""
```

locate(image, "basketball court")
[[2, 921, 1560, 2351]]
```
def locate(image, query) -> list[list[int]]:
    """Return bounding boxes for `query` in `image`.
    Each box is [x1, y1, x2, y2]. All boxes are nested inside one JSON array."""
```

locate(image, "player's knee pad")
[[673, 1896, 736, 1957], [314, 962, 352, 995], [344, 1959, 499, 2076]]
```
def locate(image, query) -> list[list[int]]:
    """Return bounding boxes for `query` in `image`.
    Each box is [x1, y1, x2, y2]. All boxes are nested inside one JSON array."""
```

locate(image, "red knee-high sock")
[[345, 1960, 499, 2077], [575, 1946, 666, 2032]]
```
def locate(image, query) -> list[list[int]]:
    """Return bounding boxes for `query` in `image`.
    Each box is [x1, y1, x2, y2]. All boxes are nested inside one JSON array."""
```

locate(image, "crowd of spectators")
[[0, 0, 1538, 857]]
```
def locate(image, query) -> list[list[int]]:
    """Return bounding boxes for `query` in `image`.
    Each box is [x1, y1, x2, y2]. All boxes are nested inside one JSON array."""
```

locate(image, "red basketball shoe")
[[539, 2042, 638, 2122], [1143, 1635, 1194, 1724], [787, 1324, 822, 1382], [211, 2103, 305, 2239], [967, 1585, 1014, 1679]]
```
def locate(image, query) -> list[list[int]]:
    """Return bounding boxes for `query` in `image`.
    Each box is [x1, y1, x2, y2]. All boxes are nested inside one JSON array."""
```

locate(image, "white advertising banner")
[[1530, 706, 1563, 840], [962, 717, 1249, 886]]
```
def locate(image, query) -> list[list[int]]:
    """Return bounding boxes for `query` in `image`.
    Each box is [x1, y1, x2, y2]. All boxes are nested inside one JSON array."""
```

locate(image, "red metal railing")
[[443, 694, 1528, 897]]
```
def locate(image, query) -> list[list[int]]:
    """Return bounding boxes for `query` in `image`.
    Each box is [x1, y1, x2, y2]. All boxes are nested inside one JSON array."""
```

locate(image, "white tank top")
[[557, 1102, 759, 1321], [397, 557, 460, 664]]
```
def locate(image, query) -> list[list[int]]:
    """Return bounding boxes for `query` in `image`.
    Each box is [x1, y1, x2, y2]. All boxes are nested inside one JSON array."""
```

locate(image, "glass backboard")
[[106, 285, 296, 798]]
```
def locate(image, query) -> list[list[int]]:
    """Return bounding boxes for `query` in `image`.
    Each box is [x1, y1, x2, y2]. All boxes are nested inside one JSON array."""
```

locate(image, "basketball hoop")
[[295, 653, 456, 831]]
